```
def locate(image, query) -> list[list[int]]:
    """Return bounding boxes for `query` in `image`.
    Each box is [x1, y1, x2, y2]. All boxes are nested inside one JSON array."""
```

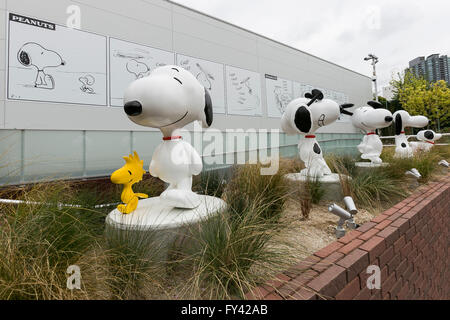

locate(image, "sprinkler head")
[[405, 168, 421, 179], [438, 160, 449, 168]]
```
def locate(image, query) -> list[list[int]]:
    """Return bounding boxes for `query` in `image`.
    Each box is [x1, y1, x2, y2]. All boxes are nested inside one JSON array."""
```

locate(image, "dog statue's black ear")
[[395, 113, 403, 135], [18, 50, 31, 66], [424, 130, 434, 140], [340, 103, 354, 116], [367, 101, 383, 109], [203, 88, 213, 127], [311, 89, 324, 100], [340, 109, 353, 116], [305, 89, 324, 100], [294, 106, 312, 133], [305, 89, 324, 106]]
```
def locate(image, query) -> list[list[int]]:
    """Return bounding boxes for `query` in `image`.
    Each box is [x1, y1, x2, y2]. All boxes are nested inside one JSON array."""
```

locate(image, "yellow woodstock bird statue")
[[110, 151, 148, 214]]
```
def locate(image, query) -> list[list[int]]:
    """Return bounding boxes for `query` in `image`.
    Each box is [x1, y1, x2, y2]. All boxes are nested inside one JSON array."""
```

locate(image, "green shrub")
[[224, 163, 289, 222], [0, 182, 102, 299], [434, 145, 450, 159], [193, 170, 227, 198], [303, 178, 325, 204], [326, 154, 357, 176], [0, 180, 169, 300], [133, 176, 166, 198], [278, 157, 305, 175], [103, 226, 167, 300], [298, 193, 312, 220], [182, 198, 294, 299], [71, 185, 119, 210], [325, 155, 354, 197], [382, 149, 440, 182], [350, 169, 405, 208]]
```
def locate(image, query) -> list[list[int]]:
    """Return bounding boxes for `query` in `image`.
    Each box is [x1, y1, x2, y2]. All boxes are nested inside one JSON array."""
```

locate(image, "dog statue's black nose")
[[385, 116, 393, 122], [124, 101, 142, 116]]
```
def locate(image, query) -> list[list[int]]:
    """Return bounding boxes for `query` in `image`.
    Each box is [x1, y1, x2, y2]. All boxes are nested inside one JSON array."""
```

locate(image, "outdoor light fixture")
[[364, 54, 379, 62], [405, 168, 422, 179], [343, 196, 357, 215], [438, 160, 449, 168], [346, 216, 359, 230], [329, 196, 360, 238], [328, 203, 353, 238], [343, 196, 359, 229], [364, 53, 379, 102]]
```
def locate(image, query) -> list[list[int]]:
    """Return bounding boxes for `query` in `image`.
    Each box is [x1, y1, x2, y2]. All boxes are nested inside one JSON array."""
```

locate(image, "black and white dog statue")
[[281, 89, 353, 177], [342, 101, 393, 164], [392, 110, 429, 158], [123, 65, 213, 209], [414, 130, 442, 152]]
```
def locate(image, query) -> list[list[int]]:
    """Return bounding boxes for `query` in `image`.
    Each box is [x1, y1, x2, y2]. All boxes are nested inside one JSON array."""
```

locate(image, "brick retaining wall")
[[246, 174, 450, 300]]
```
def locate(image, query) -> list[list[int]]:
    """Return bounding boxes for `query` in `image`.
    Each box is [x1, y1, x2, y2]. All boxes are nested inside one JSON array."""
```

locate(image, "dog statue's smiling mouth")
[[158, 111, 189, 128]]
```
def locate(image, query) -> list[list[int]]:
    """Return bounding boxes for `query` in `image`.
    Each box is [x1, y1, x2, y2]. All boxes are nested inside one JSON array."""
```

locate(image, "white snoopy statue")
[[344, 101, 393, 164], [414, 130, 442, 152], [123, 65, 213, 209], [392, 110, 429, 158], [281, 89, 352, 177]]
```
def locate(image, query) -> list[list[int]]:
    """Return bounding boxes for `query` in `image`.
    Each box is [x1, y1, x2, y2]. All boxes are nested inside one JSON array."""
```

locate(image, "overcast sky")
[[172, 0, 450, 92]]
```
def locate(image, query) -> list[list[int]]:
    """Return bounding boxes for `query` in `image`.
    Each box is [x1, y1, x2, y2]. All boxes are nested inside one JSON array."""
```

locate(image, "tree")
[[391, 71, 450, 131], [377, 96, 403, 136]]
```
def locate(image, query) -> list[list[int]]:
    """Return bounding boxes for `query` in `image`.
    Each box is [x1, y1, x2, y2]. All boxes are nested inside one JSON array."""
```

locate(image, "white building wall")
[[0, 0, 372, 184], [1, 0, 371, 132]]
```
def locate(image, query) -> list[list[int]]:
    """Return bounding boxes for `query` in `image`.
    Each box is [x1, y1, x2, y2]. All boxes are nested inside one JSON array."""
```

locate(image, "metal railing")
[[0, 130, 363, 185]]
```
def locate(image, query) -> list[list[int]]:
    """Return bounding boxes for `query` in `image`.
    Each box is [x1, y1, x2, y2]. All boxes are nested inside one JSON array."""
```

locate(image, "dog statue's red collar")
[[425, 140, 435, 145], [305, 135, 316, 139], [163, 136, 182, 141], [367, 132, 376, 136]]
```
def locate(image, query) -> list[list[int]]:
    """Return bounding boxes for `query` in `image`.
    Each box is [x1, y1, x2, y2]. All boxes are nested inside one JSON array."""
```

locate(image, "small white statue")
[[281, 89, 351, 177], [123, 65, 213, 209], [392, 110, 429, 158], [414, 130, 442, 152], [347, 101, 393, 164]]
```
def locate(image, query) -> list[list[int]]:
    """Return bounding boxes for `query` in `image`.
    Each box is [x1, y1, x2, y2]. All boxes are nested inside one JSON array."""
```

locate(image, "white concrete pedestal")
[[105, 195, 226, 261], [284, 173, 350, 201], [355, 162, 389, 175], [106, 195, 226, 230]]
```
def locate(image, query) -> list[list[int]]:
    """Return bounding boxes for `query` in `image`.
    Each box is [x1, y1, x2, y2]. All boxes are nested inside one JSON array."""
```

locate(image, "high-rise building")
[[408, 54, 450, 84], [409, 56, 426, 78], [442, 56, 450, 83]]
